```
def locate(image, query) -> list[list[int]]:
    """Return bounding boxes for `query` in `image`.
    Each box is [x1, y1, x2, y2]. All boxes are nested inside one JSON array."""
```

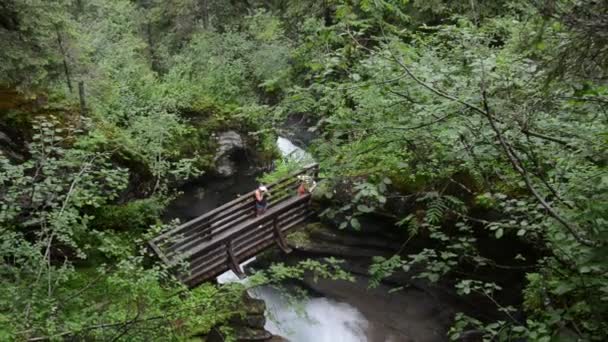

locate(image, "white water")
[[217, 263, 369, 342], [277, 136, 314, 163], [253, 286, 368, 342]]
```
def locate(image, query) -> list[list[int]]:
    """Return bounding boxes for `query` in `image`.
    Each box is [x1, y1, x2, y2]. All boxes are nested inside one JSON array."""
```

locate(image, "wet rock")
[[203, 294, 274, 342], [243, 296, 267, 315], [234, 327, 273, 341], [286, 222, 399, 258], [267, 336, 289, 342], [299, 273, 453, 342], [214, 131, 246, 177], [206, 327, 273, 342], [279, 112, 318, 147], [0, 129, 24, 161], [230, 314, 266, 329], [291, 241, 389, 258], [307, 224, 402, 251], [0, 130, 11, 144]]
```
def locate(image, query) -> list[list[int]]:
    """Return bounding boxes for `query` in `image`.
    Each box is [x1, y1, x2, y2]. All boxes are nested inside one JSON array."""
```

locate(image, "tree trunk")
[[323, 0, 333, 26], [78, 81, 86, 119], [146, 21, 159, 72], [55, 26, 73, 93], [200, 0, 209, 29]]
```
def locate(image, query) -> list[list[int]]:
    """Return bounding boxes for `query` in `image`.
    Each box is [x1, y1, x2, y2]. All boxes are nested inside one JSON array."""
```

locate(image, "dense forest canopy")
[[1, 0, 607, 341]]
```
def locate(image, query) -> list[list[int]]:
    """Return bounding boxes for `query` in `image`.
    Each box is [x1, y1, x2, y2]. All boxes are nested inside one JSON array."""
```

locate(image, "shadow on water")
[[163, 149, 261, 222]]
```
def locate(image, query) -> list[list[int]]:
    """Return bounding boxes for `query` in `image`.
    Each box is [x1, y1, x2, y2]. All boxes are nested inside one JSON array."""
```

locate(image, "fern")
[[425, 196, 448, 224]]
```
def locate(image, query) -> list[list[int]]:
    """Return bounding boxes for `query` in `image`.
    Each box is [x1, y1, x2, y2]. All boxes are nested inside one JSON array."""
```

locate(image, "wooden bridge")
[[149, 164, 319, 288]]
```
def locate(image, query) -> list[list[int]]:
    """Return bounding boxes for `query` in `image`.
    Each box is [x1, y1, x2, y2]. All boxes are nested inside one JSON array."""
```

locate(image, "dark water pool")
[[163, 153, 261, 221]]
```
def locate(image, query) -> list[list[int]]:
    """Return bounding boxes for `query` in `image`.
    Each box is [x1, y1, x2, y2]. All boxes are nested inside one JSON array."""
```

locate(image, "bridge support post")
[[225, 241, 245, 279], [273, 217, 292, 254]]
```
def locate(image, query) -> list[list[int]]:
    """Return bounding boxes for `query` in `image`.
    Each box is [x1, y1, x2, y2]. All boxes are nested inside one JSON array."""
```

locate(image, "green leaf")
[[357, 204, 374, 213], [495, 228, 504, 239], [552, 282, 575, 295]]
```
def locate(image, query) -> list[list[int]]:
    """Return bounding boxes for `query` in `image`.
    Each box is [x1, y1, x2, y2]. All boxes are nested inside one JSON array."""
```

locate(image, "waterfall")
[[253, 286, 368, 342], [217, 265, 370, 342], [276, 136, 314, 163]]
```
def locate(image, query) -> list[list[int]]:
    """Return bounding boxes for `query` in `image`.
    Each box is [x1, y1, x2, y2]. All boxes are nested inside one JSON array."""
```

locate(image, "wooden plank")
[[273, 217, 292, 253], [151, 195, 250, 243], [184, 213, 314, 286], [158, 197, 251, 246], [226, 241, 245, 279], [176, 204, 308, 276], [148, 240, 172, 266], [179, 201, 310, 269], [148, 164, 319, 282], [180, 219, 274, 268], [151, 163, 318, 244], [232, 214, 312, 266], [175, 195, 311, 263], [184, 252, 227, 282], [166, 207, 256, 257], [231, 205, 307, 252]]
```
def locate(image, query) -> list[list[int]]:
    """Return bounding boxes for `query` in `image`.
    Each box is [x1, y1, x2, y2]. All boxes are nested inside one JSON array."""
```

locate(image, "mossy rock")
[[206, 327, 272, 342], [233, 327, 273, 341], [242, 296, 266, 316], [286, 230, 311, 247], [229, 314, 266, 329], [286, 222, 328, 249]]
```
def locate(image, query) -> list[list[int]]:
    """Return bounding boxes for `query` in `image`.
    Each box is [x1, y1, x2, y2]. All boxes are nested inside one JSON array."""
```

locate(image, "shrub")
[[91, 198, 164, 231]]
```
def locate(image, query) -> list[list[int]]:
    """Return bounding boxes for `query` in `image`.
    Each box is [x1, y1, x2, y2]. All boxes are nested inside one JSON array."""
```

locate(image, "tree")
[[0, 0, 72, 90]]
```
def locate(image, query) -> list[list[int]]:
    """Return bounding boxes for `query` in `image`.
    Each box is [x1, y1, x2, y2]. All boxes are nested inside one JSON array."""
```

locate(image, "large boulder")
[[203, 294, 277, 342], [214, 131, 245, 177]]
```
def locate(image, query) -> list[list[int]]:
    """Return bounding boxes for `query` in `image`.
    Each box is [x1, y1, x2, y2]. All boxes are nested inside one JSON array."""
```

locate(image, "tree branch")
[[384, 43, 597, 246], [379, 112, 455, 131], [478, 70, 596, 247], [521, 128, 570, 146]]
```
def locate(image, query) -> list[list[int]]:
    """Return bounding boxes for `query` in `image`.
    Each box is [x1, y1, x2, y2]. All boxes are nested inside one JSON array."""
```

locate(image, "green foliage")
[[258, 159, 302, 185], [0, 0, 71, 89], [91, 198, 164, 232], [274, 1, 608, 340], [246, 257, 355, 287], [3, 0, 608, 340], [0, 131, 244, 339], [164, 10, 293, 108]]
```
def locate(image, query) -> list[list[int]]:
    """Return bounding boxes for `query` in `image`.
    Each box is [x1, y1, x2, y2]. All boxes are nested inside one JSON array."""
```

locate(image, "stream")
[[165, 136, 452, 342]]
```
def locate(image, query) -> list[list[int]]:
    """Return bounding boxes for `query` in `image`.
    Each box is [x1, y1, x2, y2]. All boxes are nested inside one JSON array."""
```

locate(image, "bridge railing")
[[178, 194, 313, 286], [149, 163, 319, 287]]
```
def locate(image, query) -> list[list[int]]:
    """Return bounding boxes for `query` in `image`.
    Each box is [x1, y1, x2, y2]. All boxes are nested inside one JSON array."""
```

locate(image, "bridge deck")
[[149, 163, 318, 288]]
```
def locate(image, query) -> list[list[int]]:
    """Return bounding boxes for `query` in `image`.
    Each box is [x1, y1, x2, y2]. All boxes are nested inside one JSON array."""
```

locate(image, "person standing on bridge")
[[254, 185, 270, 216], [297, 175, 317, 197]]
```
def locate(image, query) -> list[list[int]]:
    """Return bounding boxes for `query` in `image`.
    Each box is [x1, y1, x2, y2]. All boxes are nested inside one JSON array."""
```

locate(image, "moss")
[[0, 87, 38, 111], [286, 230, 311, 247], [286, 222, 328, 248], [303, 222, 327, 234]]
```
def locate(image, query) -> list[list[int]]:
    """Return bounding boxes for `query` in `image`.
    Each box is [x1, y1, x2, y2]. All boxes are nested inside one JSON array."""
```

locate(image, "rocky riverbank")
[[220, 220, 469, 342], [285, 222, 458, 342]]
